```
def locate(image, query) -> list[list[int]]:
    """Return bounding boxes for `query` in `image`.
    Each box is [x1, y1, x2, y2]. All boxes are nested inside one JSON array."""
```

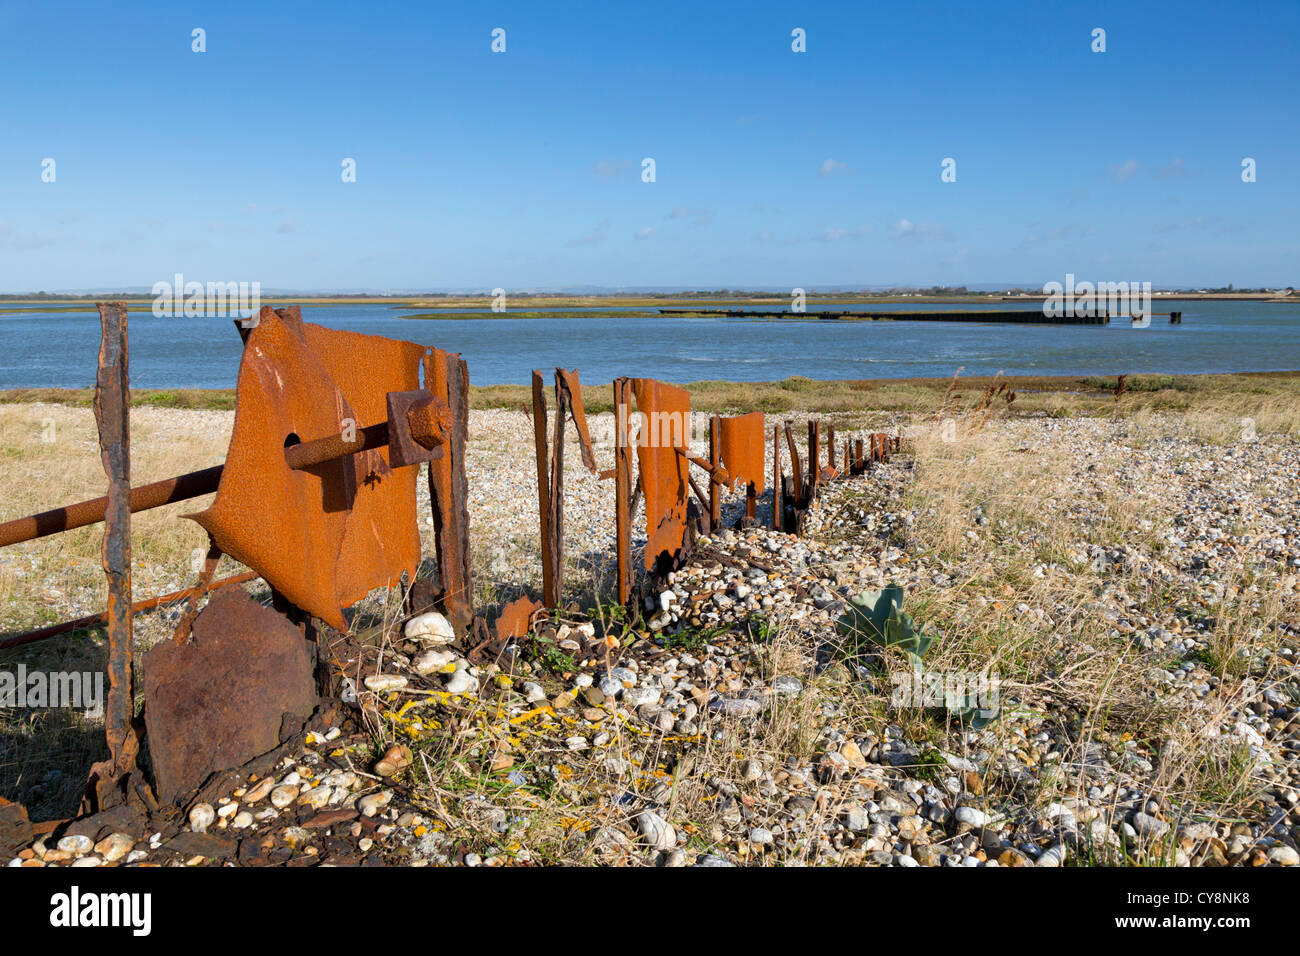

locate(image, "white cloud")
[[592, 159, 632, 180], [634, 226, 660, 239], [1155, 157, 1188, 179], [664, 206, 711, 227], [812, 226, 871, 241], [817, 158, 849, 178], [566, 219, 609, 246], [890, 219, 956, 243], [1109, 159, 1139, 182]]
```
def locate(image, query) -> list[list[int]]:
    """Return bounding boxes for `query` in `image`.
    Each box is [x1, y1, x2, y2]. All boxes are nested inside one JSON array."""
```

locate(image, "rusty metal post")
[[808, 421, 820, 495], [87, 302, 141, 809], [445, 354, 473, 633], [546, 372, 568, 608], [614, 378, 633, 606], [826, 424, 836, 473], [855, 438, 865, 473], [784, 423, 804, 505], [772, 423, 782, 531], [531, 371, 555, 606], [708, 416, 721, 529], [423, 350, 474, 636]]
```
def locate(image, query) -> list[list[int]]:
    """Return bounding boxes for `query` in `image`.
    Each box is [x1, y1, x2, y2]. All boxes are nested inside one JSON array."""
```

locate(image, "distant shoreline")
[[4, 370, 1297, 416], [1, 292, 1296, 316]]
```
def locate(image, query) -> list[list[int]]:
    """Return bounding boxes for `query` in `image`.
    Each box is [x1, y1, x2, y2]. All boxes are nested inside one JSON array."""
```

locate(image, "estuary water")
[[0, 300, 1296, 389]]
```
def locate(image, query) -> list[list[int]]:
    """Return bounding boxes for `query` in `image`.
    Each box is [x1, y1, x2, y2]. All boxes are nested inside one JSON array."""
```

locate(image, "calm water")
[[1, 301, 1297, 388]]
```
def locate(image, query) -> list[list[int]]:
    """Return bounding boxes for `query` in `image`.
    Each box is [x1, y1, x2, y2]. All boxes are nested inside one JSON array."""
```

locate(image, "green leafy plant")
[[838, 584, 1001, 729], [837, 584, 934, 669]]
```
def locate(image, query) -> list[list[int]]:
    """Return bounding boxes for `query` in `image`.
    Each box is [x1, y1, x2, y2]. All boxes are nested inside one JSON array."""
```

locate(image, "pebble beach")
[[4, 401, 1300, 867]]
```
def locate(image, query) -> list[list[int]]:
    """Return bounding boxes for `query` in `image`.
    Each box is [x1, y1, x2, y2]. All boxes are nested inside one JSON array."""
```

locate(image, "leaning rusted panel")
[[717, 411, 766, 495], [91, 302, 141, 802], [631, 379, 691, 571], [556, 369, 597, 472], [301, 317, 427, 608], [190, 307, 356, 630]]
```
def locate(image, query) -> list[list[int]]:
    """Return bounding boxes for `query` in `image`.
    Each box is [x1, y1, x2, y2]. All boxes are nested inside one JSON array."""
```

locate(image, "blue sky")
[[0, 0, 1296, 291]]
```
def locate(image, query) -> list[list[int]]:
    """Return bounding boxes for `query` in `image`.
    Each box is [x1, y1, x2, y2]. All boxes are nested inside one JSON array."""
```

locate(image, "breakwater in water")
[[656, 308, 1183, 325]]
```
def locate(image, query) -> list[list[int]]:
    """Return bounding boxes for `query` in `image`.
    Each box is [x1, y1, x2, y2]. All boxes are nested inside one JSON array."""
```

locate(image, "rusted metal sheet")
[[0, 796, 34, 856], [189, 308, 357, 631], [495, 595, 543, 641], [85, 301, 141, 811], [300, 318, 428, 611], [631, 379, 691, 571], [717, 412, 766, 495], [143, 586, 318, 805], [556, 369, 596, 472], [189, 307, 435, 632]]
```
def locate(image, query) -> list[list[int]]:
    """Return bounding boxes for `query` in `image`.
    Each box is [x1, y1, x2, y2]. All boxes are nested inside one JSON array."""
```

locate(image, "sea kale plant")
[[837, 584, 998, 729]]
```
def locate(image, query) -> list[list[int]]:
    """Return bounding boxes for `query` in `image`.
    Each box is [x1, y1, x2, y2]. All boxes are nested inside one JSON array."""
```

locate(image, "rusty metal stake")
[[85, 302, 141, 810], [546, 372, 568, 608], [784, 423, 804, 505], [531, 371, 555, 607], [772, 423, 782, 531], [808, 420, 821, 495], [614, 377, 633, 606], [423, 350, 474, 637], [708, 416, 721, 529]]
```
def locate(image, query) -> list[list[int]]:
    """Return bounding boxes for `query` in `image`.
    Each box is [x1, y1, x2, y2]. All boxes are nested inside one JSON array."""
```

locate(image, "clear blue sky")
[[1, 0, 1296, 291]]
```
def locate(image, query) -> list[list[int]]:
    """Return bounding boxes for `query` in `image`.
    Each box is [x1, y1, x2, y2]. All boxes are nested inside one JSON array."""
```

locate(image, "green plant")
[[837, 584, 934, 668]]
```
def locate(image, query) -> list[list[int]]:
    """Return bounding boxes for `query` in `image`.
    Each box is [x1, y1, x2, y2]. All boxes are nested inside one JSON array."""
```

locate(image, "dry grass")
[[3, 369, 1298, 850], [887, 398, 1295, 850]]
